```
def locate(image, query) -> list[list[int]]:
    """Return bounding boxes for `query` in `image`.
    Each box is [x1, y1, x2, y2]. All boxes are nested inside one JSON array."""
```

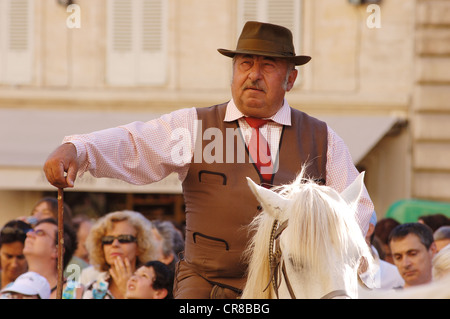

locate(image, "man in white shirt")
[[360, 212, 404, 290], [43, 21, 374, 298]]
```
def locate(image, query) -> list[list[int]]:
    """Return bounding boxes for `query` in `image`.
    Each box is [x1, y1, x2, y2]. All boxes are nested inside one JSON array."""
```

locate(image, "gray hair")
[[434, 226, 450, 241], [152, 220, 185, 260], [389, 223, 435, 250]]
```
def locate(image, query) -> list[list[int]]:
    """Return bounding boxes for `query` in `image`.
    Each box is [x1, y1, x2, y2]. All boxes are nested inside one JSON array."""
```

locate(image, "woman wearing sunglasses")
[[81, 210, 160, 299]]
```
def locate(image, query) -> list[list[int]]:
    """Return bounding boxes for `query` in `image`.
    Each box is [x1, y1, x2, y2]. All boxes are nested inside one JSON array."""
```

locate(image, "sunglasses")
[[29, 229, 50, 237], [101, 234, 137, 245]]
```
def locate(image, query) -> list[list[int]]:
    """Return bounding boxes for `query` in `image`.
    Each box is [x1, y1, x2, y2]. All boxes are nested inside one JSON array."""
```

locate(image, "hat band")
[[236, 38, 295, 57]]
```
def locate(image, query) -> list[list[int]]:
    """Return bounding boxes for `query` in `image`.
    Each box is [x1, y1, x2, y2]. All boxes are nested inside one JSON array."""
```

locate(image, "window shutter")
[[107, 0, 135, 86], [137, 0, 167, 85], [267, 0, 300, 50], [237, 0, 301, 52], [106, 0, 167, 86], [1, 0, 34, 84], [237, 0, 260, 28]]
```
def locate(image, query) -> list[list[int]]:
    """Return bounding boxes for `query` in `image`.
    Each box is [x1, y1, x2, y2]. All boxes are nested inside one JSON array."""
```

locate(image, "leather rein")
[[265, 219, 350, 299]]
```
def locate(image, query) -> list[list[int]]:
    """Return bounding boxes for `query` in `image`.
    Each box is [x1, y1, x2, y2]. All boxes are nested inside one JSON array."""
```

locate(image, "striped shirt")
[[64, 99, 374, 234]]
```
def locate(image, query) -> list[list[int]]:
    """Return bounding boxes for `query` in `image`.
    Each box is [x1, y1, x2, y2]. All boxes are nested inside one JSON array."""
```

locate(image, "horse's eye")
[[287, 256, 303, 271]]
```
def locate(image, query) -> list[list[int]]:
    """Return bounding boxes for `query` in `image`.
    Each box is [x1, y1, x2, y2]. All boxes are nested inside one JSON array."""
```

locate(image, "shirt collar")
[[224, 98, 292, 126]]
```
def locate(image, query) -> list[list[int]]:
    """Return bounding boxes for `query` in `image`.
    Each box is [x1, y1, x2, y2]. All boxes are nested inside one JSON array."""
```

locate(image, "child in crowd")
[[125, 260, 173, 299], [0, 271, 50, 299]]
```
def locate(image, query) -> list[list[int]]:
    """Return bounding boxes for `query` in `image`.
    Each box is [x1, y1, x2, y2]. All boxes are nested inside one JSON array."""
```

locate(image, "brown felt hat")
[[218, 21, 311, 66]]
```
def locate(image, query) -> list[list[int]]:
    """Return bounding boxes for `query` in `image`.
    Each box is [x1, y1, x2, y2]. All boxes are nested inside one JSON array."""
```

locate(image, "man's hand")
[[43, 143, 79, 189]]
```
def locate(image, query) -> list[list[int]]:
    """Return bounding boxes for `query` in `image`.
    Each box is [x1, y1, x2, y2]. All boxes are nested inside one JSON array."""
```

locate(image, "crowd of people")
[[1, 20, 450, 299], [367, 213, 450, 290], [0, 195, 449, 299], [0, 197, 182, 299]]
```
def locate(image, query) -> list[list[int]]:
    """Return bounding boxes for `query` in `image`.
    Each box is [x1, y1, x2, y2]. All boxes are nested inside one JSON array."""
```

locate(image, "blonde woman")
[[81, 210, 160, 299]]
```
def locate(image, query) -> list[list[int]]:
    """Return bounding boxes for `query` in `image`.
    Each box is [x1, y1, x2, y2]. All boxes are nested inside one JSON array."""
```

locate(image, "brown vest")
[[181, 102, 328, 290]]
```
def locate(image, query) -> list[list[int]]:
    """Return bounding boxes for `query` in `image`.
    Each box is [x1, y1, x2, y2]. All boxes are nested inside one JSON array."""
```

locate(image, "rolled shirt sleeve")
[[326, 126, 374, 235], [62, 107, 198, 184]]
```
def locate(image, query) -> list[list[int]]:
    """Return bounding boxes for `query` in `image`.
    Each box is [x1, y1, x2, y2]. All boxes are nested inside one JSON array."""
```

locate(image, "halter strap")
[[320, 290, 350, 299], [273, 220, 288, 240], [265, 219, 296, 299]]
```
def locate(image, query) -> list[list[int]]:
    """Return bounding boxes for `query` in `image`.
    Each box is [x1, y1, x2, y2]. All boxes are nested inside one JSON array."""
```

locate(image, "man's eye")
[[262, 63, 275, 71], [240, 62, 252, 70]]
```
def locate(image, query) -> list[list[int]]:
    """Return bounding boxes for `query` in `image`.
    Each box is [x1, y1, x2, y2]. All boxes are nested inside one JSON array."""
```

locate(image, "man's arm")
[[325, 126, 375, 235], [44, 107, 197, 189]]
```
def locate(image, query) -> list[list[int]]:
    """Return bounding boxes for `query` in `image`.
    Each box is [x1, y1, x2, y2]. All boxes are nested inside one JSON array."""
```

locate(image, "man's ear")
[[429, 242, 437, 257], [51, 245, 58, 260], [285, 68, 298, 92], [160, 253, 174, 265], [153, 288, 168, 299]]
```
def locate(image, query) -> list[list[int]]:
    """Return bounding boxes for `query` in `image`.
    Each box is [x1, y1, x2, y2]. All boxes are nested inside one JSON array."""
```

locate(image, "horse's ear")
[[246, 177, 289, 218], [340, 172, 365, 210]]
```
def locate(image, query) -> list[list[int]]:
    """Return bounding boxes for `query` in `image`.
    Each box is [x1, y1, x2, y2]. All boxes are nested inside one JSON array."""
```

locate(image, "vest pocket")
[[193, 232, 229, 250], [185, 229, 244, 277], [198, 170, 227, 185]]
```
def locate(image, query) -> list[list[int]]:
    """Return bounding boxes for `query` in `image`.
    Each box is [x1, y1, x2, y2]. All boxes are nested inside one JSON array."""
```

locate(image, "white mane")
[[242, 168, 374, 299]]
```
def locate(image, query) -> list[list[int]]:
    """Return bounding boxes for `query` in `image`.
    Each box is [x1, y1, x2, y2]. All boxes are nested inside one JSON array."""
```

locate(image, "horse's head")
[[243, 170, 373, 299], [246, 171, 365, 223]]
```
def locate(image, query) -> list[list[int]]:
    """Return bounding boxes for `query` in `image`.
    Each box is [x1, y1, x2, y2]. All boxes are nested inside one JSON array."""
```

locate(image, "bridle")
[[265, 219, 350, 299], [265, 219, 295, 299]]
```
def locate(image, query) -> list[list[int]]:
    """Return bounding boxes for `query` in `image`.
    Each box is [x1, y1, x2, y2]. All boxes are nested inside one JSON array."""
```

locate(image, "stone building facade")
[[1, 0, 449, 225]]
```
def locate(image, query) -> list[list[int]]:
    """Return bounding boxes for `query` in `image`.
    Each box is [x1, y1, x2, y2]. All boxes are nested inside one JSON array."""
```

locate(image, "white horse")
[[241, 168, 374, 299], [241, 168, 450, 299]]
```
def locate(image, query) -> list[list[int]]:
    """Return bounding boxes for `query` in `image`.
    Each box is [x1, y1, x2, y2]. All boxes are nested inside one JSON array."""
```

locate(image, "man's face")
[[23, 222, 57, 261], [390, 233, 436, 287], [31, 202, 55, 221], [74, 220, 92, 262], [231, 54, 297, 118], [0, 242, 28, 284], [0, 291, 39, 299]]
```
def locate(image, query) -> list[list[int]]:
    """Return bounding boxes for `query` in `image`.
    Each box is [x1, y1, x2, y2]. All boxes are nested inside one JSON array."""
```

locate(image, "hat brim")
[[217, 48, 311, 66], [1, 284, 39, 297]]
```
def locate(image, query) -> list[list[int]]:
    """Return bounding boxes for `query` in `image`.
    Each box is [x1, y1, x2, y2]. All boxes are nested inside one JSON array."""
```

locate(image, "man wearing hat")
[[43, 21, 374, 298]]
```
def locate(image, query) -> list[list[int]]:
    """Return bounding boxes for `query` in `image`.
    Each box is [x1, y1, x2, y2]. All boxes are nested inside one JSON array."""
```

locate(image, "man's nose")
[[248, 62, 263, 81], [402, 256, 413, 268], [10, 257, 20, 268]]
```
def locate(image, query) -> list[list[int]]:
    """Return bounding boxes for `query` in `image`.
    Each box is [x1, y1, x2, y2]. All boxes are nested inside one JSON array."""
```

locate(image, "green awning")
[[385, 199, 450, 224]]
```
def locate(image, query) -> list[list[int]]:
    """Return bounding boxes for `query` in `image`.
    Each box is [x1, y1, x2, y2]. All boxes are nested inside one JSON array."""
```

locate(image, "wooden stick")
[[57, 188, 64, 299]]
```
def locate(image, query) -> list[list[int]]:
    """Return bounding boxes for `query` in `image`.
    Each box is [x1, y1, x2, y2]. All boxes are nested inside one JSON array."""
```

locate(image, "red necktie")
[[245, 117, 273, 184]]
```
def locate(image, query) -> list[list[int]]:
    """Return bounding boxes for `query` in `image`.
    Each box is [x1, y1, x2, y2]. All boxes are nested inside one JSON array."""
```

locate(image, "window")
[[0, 0, 34, 84], [106, 0, 168, 86], [237, 0, 302, 56]]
